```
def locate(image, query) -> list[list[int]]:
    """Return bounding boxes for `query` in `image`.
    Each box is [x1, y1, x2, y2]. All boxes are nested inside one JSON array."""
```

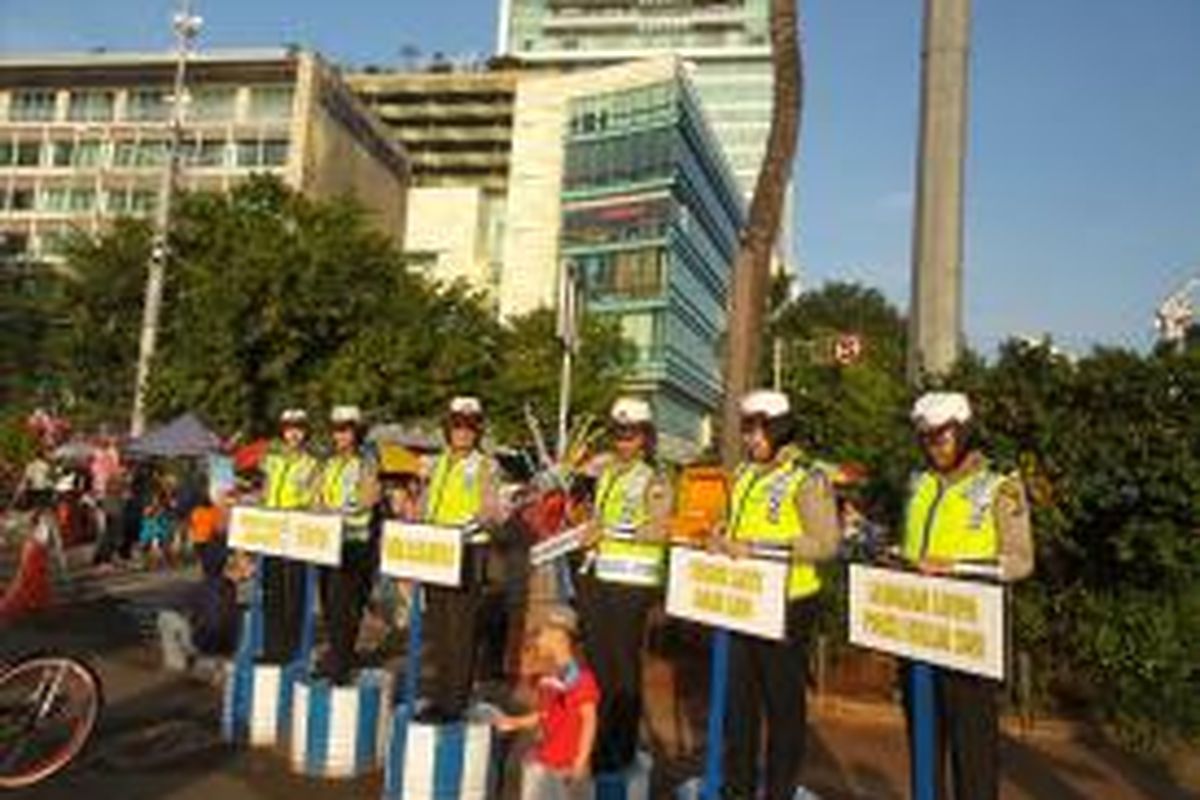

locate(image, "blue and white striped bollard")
[[383, 704, 497, 800], [222, 659, 306, 747], [289, 668, 393, 778]]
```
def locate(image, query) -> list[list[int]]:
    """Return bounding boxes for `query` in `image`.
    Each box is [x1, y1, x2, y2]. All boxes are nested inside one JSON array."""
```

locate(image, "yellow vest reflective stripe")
[[321, 453, 371, 538], [729, 458, 821, 600], [426, 451, 486, 528], [594, 461, 666, 588], [263, 449, 317, 510], [903, 468, 1003, 562]]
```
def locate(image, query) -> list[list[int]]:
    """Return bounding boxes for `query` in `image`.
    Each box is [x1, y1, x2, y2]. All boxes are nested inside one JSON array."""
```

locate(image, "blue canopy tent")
[[125, 413, 222, 459]]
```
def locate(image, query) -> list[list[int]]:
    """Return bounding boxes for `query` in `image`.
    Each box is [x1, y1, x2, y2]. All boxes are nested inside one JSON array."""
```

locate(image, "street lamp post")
[[129, 0, 202, 436]]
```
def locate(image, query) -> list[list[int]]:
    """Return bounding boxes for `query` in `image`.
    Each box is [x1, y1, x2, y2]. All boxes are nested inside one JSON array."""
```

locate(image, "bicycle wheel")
[[0, 654, 102, 789]]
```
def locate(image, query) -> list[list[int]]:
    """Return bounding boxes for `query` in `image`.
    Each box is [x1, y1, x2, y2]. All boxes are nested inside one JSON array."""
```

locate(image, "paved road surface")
[[3, 575, 1196, 800]]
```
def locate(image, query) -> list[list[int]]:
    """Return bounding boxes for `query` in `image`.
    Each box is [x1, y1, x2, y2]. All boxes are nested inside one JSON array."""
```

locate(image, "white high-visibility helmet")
[[911, 392, 972, 429], [330, 405, 362, 426], [610, 396, 653, 426], [740, 389, 791, 419], [279, 408, 308, 426], [448, 396, 484, 417]]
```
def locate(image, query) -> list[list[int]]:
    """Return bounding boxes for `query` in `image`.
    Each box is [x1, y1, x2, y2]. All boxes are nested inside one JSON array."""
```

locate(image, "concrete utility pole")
[[130, 0, 202, 436], [906, 0, 972, 383]]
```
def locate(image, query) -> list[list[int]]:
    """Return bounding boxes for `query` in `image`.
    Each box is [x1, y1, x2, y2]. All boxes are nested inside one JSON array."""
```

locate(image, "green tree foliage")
[[776, 282, 1200, 747], [486, 309, 634, 443], [772, 281, 915, 516], [56, 219, 151, 428], [0, 258, 65, 411], [954, 342, 1200, 748], [50, 176, 630, 444]]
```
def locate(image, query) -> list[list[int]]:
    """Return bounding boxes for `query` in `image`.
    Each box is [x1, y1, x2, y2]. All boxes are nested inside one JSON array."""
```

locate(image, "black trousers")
[[423, 547, 487, 719], [723, 598, 818, 800], [577, 575, 656, 773], [261, 555, 307, 664], [902, 665, 1000, 800], [318, 538, 376, 683]]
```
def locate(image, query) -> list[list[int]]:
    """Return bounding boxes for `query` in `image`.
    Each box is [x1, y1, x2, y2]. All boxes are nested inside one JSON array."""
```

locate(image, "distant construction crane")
[[1154, 272, 1200, 352]]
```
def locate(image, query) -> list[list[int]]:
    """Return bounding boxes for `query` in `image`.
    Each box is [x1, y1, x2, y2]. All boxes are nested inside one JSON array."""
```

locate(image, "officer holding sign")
[[316, 405, 379, 685], [420, 396, 501, 721], [578, 396, 672, 773], [713, 390, 839, 800], [259, 408, 320, 665], [902, 392, 1034, 800]]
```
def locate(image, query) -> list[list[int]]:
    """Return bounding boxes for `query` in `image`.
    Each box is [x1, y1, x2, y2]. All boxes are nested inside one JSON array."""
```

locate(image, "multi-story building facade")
[[353, 58, 742, 455], [0, 48, 408, 262], [503, 57, 744, 458], [348, 69, 516, 301], [498, 0, 773, 203]]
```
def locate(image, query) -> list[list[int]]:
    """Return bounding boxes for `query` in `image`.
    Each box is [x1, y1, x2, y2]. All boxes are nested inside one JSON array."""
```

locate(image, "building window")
[[261, 139, 289, 166], [235, 138, 289, 168], [114, 140, 168, 167], [9, 188, 34, 211], [586, 247, 666, 301], [619, 311, 662, 363], [189, 87, 236, 121], [50, 141, 74, 167], [42, 187, 96, 212], [0, 142, 12, 166], [9, 90, 57, 122], [106, 188, 157, 215], [188, 138, 228, 168], [15, 141, 42, 167], [126, 89, 170, 122], [247, 86, 294, 121], [75, 139, 105, 167], [39, 187, 68, 212], [67, 90, 115, 122]]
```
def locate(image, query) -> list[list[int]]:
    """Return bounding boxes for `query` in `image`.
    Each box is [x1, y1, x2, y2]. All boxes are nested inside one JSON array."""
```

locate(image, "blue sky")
[[4, 0, 1199, 353]]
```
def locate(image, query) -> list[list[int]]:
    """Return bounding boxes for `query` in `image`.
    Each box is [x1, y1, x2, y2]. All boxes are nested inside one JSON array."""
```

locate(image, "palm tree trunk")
[[720, 0, 804, 466]]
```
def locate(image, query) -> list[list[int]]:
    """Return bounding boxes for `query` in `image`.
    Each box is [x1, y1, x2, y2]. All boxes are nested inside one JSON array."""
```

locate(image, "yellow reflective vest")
[[425, 451, 488, 527], [903, 466, 1004, 563], [593, 459, 666, 588], [728, 455, 821, 600], [320, 452, 371, 541], [262, 448, 317, 510]]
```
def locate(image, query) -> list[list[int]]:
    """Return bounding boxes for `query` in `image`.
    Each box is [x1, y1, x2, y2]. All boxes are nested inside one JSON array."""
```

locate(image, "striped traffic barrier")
[[222, 659, 306, 746], [289, 668, 393, 778], [382, 704, 497, 800]]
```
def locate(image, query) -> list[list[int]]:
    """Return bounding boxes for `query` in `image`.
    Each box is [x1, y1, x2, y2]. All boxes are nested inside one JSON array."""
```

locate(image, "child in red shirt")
[[495, 604, 599, 799]]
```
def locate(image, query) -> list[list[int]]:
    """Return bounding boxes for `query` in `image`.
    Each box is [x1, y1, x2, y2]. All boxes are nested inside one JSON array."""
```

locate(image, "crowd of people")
[[220, 386, 1033, 800], [4, 383, 1034, 800]]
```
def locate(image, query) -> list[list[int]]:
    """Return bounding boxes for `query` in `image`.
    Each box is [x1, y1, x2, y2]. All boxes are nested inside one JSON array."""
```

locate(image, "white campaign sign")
[[229, 507, 288, 557], [379, 522, 464, 586], [285, 512, 343, 567], [848, 564, 1007, 680], [228, 507, 343, 565], [665, 547, 789, 641]]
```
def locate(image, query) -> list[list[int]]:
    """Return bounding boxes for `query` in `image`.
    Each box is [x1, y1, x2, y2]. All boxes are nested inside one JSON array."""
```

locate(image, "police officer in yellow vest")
[[578, 396, 671, 773], [902, 392, 1033, 800], [713, 390, 839, 800], [421, 396, 501, 721], [315, 405, 379, 685], [259, 408, 319, 665]]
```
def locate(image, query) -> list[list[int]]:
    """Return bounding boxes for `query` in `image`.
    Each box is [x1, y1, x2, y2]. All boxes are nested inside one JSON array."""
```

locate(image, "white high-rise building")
[[497, 0, 775, 204]]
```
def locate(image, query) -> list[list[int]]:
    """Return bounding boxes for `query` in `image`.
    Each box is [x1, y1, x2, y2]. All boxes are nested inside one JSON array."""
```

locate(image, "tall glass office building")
[[559, 71, 744, 456], [498, 0, 773, 202]]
